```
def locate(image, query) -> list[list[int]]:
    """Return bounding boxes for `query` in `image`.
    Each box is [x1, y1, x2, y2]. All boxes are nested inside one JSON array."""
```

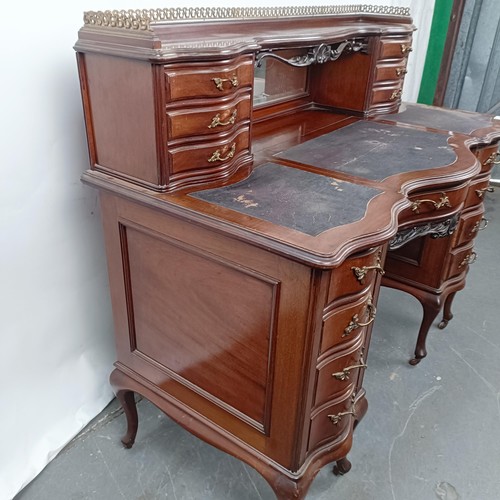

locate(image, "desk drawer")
[[465, 175, 493, 209], [475, 144, 500, 175], [166, 93, 252, 141], [371, 85, 403, 105], [454, 206, 486, 247], [308, 391, 355, 452], [165, 56, 254, 101], [315, 340, 365, 407], [447, 242, 476, 279], [321, 293, 375, 354], [167, 127, 250, 176], [374, 62, 408, 83], [398, 183, 468, 226], [327, 247, 385, 303], [379, 37, 412, 60]]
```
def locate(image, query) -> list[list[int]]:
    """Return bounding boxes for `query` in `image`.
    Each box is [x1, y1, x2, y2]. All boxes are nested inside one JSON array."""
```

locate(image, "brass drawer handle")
[[351, 254, 385, 284], [459, 251, 477, 268], [484, 152, 500, 165], [208, 109, 237, 129], [212, 74, 239, 91], [390, 89, 403, 101], [343, 296, 377, 337], [332, 357, 367, 381], [396, 67, 408, 77], [401, 44, 413, 55], [475, 186, 494, 199], [470, 217, 488, 235], [328, 395, 356, 425], [411, 192, 451, 214], [207, 143, 236, 163]]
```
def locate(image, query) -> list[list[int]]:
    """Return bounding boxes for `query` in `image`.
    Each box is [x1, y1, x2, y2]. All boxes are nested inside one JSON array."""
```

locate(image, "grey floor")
[[16, 190, 500, 500]]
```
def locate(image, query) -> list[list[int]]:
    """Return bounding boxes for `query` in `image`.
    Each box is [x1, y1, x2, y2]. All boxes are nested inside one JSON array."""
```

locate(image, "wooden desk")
[[75, 7, 500, 499]]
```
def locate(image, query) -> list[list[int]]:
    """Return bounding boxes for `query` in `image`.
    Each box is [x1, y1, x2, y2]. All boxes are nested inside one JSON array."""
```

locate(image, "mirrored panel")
[[254, 49, 309, 106]]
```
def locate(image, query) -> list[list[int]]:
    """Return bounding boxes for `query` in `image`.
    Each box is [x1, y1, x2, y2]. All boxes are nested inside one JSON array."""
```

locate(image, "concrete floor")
[[16, 191, 500, 500]]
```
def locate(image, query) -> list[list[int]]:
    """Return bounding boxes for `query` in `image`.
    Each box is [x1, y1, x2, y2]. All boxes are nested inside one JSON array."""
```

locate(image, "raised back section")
[[75, 6, 415, 192]]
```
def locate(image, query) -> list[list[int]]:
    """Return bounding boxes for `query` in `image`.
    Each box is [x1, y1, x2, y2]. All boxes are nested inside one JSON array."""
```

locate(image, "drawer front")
[[379, 37, 413, 60], [374, 63, 408, 83], [167, 93, 252, 141], [465, 175, 493, 209], [168, 127, 250, 176], [315, 341, 365, 407], [308, 392, 356, 452], [455, 206, 486, 247], [475, 144, 500, 175], [447, 242, 476, 279], [321, 293, 375, 354], [165, 57, 254, 101], [398, 183, 468, 226], [327, 247, 385, 302], [371, 85, 403, 105]]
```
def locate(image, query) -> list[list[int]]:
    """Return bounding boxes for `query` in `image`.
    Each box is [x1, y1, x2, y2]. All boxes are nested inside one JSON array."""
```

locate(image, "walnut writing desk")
[[75, 6, 500, 499]]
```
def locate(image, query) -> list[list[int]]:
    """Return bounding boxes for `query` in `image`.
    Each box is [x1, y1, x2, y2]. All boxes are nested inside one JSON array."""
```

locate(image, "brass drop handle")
[[343, 297, 377, 337], [352, 259, 385, 284], [475, 186, 495, 199], [332, 357, 367, 381], [328, 396, 357, 425], [459, 251, 477, 268], [390, 89, 403, 101], [411, 192, 451, 214], [484, 152, 500, 165], [328, 410, 356, 425], [207, 143, 236, 163], [208, 109, 237, 129], [401, 44, 413, 54], [396, 68, 408, 77], [212, 74, 239, 91], [470, 217, 488, 235]]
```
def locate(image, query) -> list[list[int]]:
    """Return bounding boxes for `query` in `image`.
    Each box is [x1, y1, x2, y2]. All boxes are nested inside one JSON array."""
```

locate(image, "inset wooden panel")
[[83, 53, 159, 185], [124, 226, 278, 430]]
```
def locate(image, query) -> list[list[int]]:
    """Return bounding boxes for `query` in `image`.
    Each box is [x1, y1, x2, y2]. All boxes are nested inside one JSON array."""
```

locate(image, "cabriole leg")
[[116, 389, 138, 449], [438, 291, 456, 329]]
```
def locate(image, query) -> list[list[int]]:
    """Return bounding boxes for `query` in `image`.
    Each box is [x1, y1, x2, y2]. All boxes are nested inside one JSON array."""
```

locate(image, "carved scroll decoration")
[[389, 214, 460, 250], [255, 40, 368, 68], [83, 5, 411, 31]]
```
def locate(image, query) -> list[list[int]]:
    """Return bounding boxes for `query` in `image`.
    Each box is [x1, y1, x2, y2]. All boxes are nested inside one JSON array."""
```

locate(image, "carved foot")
[[116, 390, 138, 448], [333, 457, 352, 476], [437, 318, 449, 330], [409, 356, 423, 366]]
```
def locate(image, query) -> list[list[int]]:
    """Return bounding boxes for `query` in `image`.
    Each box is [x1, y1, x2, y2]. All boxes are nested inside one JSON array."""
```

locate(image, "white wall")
[[0, 1, 433, 498]]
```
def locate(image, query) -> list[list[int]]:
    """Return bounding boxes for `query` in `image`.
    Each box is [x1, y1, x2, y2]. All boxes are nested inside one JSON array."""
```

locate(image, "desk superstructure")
[[75, 6, 500, 499]]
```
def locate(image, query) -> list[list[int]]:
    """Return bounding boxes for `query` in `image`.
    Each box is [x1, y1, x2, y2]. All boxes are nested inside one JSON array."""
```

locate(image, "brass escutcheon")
[[459, 251, 477, 268], [343, 297, 376, 337], [328, 395, 357, 425], [207, 143, 236, 162], [332, 357, 367, 381], [351, 253, 385, 284], [470, 217, 488, 235], [208, 109, 238, 128], [484, 152, 500, 165], [475, 186, 494, 198], [400, 44, 413, 54], [411, 192, 451, 214], [390, 89, 403, 100], [212, 74, 239, 91], [396, 67, 408, 77]]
